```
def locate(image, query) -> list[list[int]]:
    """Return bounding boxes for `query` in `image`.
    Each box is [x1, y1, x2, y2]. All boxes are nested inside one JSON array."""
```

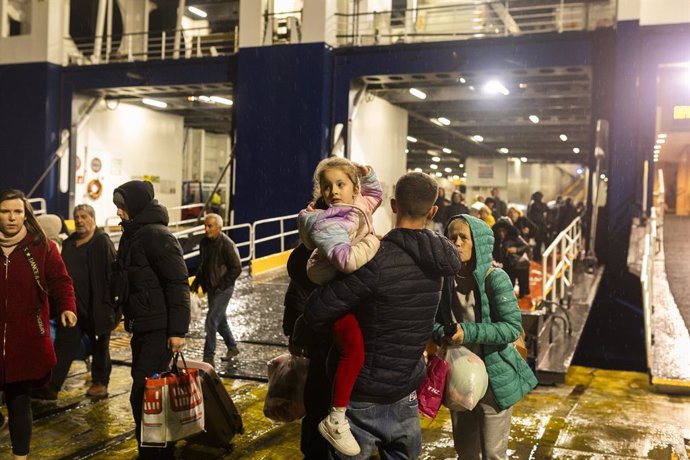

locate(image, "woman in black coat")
[[493, 217, 532, 299]]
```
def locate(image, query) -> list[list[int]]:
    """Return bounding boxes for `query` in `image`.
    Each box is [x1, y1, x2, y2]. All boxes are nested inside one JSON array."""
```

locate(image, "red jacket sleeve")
[[45, 241, 76, 315]]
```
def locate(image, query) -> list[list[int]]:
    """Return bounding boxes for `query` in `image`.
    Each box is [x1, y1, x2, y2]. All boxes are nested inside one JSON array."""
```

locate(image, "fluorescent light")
[[499, 147, 509, 154], [472, 135, 484, 142], [463, 172, 467, 178], [577, 168, 584, 175], [453, 175, 460, 180], [654, 144, 662, 149], [430, 164, 438, 170], [529, 115, 540, 124], [600, 174, 606, 179], [142, 98, 167, 109], [473, 34, 485, 38], [432, 157, 440, 162], [442, 147, 452, 154], [519, 83, 528, 89], [560, 134, 568, 142], [210, 96, 233, 106], [444, 167, 452, 173], [459, 163, 464, 168], [468, 85, 475, 91], [437, 117, 451, 126], [483, 80, 510, 96], [435, 172, 443, 177], [520, 157, 528, 163], [657, 133, 667, 139], [657, 138, 666, 144], [199, 95, 212, 103], [405, 148, 409, 153], [459, 77, 467, 84], [188, 6, 207, 18], [430, 118, 444, 127], [409, 88, 427, 100], [414, 168, 422, 172], [407, 136, 418, 143], [573, 147, 580, 154]]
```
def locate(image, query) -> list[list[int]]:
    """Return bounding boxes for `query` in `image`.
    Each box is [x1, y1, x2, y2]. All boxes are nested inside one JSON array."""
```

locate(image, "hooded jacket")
[[432, 214, 537, 410], [62, 228, 120, 335], [114, 181, 190, 336], [304, 228, 461, 404]]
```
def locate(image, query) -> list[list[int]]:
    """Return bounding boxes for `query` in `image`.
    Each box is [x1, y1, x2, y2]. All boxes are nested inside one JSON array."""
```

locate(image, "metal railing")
[[541, 216, 583, 304], [333, 0, 616, 47], [639, 170, 664, 370], [64, 26, 238, 66], [262, 10, 303, 45], [180, 223, 253, 265], [28, 198, 47, 216], [252, 214, 299, 258]]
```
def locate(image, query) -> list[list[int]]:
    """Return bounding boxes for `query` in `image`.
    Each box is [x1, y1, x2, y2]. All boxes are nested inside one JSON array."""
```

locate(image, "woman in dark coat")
[[493, 217, 532, 299], [0, 189, 76, 458]]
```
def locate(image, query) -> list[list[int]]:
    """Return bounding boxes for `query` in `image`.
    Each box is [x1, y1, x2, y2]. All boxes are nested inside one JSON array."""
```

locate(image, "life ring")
[[87, 179, 103, 200]]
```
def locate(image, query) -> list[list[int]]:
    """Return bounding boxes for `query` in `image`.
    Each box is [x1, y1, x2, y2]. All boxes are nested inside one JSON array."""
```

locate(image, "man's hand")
[[61, 311, 77, 328], [168, 336, 186, 352]]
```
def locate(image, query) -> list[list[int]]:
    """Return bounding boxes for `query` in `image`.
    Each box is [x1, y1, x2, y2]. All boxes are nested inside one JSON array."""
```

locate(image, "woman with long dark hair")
[[0, 190, 76, 459]]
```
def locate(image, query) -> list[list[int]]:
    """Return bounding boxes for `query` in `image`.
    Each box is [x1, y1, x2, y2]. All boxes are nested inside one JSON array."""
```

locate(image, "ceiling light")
[[432, 156, 440, 162], [409, 88, 427, 100], [453, 175, 460, 180], [468, 85, 476, 91], [463, 172, 468, 178], [444, 167, 452, 173], [414, 167, 422, 172], [437, 117, 451, 126], [483, 80, 510, 96], [187, 6, 208, 18], [142, 98, 167, 109], [210, 96, 233, 106], [657, 138, 666, 144], [600, 174, 606, 179], [442, 147, 452, 154], [657, 133, 667, 139], [430, 118, 444, 127], [519, 83, 528, 89], [459, 163, 464, 168], [529, 115, 540, 124], [520, 157, 528, 163], [560, 134, 568, 142], [405, 148, 409, 153], [654, 144, 662, 149], [459, 77, 467, 84], [499, 147, 509, 154], [198, 95, 212, 103], [430, 164, 438, 170], [573, 147, 580, 154], [653, 157, 659, 162], [436, 172, 443, 177], [472, 135, 484, 142], [577, 168, 584, 175], [473, 34, 485, 38], [407, 136, 418, 143]]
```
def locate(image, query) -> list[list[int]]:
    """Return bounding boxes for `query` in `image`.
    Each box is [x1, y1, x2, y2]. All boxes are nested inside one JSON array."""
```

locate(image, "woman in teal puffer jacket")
[[432, 214, 537, 459]]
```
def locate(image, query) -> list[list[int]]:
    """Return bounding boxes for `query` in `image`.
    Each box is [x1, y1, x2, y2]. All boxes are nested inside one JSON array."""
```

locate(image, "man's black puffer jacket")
[[118, 202, 190, 336], [304, 228, 461, 404]]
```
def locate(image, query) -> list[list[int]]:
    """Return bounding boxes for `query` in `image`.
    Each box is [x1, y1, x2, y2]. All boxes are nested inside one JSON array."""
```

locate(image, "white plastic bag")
[[189, 292, 202, 320], [443, 346, 488, 411]]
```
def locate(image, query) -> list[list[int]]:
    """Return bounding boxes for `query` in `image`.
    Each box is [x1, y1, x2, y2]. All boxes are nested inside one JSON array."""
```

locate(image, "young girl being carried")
[[298, 157, 382, 456]]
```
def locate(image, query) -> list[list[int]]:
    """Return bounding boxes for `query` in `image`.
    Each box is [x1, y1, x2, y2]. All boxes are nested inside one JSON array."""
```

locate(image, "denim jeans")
[[338, 391, 422, 460], [203, 285, 237, 360]]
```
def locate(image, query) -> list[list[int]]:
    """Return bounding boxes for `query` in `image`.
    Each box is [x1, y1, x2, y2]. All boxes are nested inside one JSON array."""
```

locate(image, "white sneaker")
[[318, 413, 361, 456]]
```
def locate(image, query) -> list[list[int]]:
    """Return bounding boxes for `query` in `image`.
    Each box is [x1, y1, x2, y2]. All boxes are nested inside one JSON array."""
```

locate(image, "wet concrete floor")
[[4, 271, 689, 459]]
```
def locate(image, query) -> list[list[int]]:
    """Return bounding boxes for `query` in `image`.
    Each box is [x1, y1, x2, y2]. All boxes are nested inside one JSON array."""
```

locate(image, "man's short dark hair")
[[394, 172, 438, 218]]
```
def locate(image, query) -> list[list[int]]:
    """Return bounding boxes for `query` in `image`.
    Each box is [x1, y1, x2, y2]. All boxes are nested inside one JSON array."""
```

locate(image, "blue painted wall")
[[0, 63, 62, 203]]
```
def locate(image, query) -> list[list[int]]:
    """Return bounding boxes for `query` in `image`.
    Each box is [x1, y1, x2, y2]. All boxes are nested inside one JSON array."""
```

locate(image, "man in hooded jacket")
[[112, 180, 190, 459]]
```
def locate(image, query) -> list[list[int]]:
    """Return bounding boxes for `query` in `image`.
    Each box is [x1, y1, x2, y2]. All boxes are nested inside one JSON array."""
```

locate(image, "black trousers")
[[301, 344, 333, 459], [52, 323, 112, 389], [130, 330, 175, 459], [507, 267, 531, 298], [2, 380, 33, 455]]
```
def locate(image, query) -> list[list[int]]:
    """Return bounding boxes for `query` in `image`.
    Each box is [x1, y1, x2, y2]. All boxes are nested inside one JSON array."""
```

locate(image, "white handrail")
[[252, 213, 299, 258], [182, 223, 253, 264], [28, 198, 47, 216], [541, 216, 583, 305]]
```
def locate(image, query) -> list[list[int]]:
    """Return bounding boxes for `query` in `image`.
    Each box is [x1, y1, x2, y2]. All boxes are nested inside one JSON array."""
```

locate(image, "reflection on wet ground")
[[4, 270, 690, 459]]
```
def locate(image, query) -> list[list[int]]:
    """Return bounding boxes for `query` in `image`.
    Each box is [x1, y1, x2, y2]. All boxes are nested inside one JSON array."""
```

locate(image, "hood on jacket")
[[444, 213, 494, 279], [384, 228, 460, 277], [113, 180, 155, 220], [492, 216, 518, 239]]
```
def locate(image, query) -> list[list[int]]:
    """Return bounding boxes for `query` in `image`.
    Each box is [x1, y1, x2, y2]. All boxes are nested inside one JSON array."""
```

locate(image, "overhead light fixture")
[[142, 98, 167, 109], [409, 88, 427, 100], [468, 85, 476, 91], [430, 164, 438, 170], [520, 157, 528, 163], [657, 138, 666, 144], [430, 118, 444, 127], [405, 148, 409, 153], [483, 80, 510, 96], [573, 147, 580, 154], [657, 133, 667, 139], [414, 167, 422, 172], [210, 96, 233, 106], [463, 172, 468, 178], [472, 135, 484, 142], [473, 34, 485, 38], [519, 83, 528, 89], [435, 172, 443, 177], [432, 156, 440, 162], [654, 144, 662, 149], [529, 115, 540, 124], [407, 136, 418, 143], [459, 163, 464, 168], [458, 77, 467, 84], [444, 167, 452, 173], [442, 147, 452, 154], [187, 6, 208, 18], [600, 174, 606, 179], [577, 168, 584, 175], [437, 117, 451, 126], [560, 134, 568, 142], [499, 147, 509, 154]]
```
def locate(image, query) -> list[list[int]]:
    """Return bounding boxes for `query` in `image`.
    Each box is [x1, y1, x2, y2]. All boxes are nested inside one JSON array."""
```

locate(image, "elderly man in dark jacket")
[[191, 213, 242, 366], [302, 172, 461, 459], [113, 180, 190, 460], [36, 204, 119, 401]]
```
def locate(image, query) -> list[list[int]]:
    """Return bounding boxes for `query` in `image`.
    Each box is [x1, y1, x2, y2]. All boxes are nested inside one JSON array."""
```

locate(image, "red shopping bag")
[[142, 353, 205, 446], [417, 354, 450, 419]]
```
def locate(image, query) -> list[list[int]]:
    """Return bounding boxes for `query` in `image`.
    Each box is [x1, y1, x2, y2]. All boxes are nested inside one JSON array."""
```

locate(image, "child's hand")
[[353, 163, 370, 177]]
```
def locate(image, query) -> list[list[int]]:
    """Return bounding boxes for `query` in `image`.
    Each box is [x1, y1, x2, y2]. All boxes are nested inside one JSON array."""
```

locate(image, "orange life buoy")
[[87, 179, 103, 200]]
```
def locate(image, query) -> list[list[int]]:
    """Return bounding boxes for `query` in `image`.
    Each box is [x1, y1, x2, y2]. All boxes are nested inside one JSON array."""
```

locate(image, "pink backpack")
[[417, 355, 450, 419]]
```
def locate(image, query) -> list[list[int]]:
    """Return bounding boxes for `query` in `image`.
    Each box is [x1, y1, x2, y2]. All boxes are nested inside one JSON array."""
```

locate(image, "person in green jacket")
[[433, 214, 537, 459]]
